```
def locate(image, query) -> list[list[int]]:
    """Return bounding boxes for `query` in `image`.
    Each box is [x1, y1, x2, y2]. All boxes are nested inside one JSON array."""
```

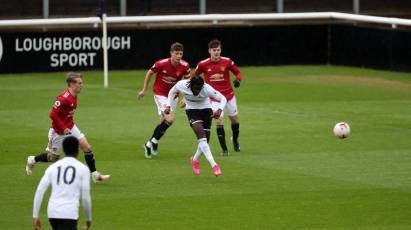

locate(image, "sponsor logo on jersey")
[[209, 73, 224, 80], [162, 76, 177, 84]]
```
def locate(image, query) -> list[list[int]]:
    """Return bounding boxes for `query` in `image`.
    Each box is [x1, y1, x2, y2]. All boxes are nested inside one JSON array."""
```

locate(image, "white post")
[[199, 0, 206, 14], [102, 13, 109, 88], [353, 0, 360, 14], [43, 0, 49, 18], [277, 0, 284, 13], [120, 0, 127, 16]]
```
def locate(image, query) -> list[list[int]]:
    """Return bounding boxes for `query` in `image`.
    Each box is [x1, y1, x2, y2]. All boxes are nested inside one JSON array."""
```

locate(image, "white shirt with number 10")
[[33, 156, 91, 220]]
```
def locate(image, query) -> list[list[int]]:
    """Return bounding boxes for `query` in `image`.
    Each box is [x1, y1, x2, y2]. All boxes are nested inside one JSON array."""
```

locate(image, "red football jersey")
[[150, 58, 190, 96], [194, 57, 242, 101], [49, 88, 77, 135]]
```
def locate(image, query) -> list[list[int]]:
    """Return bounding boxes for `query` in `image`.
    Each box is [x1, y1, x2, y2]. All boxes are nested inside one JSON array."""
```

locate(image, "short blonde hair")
[[66, 72, 82, 86]]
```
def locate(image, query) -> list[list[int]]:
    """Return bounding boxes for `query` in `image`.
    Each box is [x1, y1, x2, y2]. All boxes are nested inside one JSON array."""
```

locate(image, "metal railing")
[[1, 12, 411, 28]]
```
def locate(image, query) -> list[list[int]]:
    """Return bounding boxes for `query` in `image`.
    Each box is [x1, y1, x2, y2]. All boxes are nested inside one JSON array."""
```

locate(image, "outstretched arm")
[[229, 60, 243, 88], [193, 63, 203, 77], [165, 84, 180, 114], [82, 189, 92, 230], [213, 91, 227, 119], [33, 218, 41, 230], [137, 69, 155, 100], [33, 172, 51, 221], [81, 169, 92, 229], [205, 84, 227, 119]]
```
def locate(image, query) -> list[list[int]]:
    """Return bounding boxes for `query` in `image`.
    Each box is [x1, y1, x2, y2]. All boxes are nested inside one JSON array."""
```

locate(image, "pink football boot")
[[213, 165, 222, 177], [191, 156, 200, 175]]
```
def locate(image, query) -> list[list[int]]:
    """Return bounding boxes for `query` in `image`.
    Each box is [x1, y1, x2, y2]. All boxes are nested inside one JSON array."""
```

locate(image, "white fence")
[[1, 12, 411, 28], [1, 12, 410, 87]]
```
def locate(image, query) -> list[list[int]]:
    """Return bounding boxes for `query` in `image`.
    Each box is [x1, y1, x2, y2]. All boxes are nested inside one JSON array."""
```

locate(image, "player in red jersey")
[[26, 72, 110, 183], [137, 42, 190, 158], [194, 39, 243, 156]]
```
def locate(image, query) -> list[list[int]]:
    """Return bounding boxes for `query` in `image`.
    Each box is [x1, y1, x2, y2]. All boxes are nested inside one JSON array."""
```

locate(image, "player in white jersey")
[[33, 136, 92, 230], [165, 77, 227, 176]]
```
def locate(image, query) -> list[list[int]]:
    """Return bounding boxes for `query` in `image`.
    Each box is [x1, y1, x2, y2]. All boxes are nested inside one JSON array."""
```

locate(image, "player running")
[[25, 72, 110, 183], [194, 39, 243, 156], [137, 42, 190, 158]]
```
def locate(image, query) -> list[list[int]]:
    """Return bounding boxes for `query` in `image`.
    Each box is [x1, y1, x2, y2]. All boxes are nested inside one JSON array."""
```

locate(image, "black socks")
[[217, 125, 228, 151], [232, 123, 240, 143], [153, 121, 171, 140], [84, 151, 96, 173], [34, 153, 49, 162]]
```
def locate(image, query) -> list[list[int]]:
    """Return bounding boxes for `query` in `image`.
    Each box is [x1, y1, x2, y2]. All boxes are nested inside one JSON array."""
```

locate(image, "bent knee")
[[214, 115, 223, 124], [215, 118, 224, 125], [79, 140, 92, 152], [48, 154, 60, 162], [81, 146, 92, 152], [229, 116, 239, 124], [165, 118, 174, 126]]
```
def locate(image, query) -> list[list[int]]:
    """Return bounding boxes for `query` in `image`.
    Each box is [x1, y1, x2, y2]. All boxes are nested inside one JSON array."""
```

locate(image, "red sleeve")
[[184, 65, 191, 79], [194, 63, 203, 77], [150, 61, 161, 73], [229, 60, 243, 80], [49, 98, 67, 131]]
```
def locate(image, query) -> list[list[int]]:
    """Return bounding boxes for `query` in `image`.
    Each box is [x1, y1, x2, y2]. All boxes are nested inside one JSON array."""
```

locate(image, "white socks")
[[197, 138, 217, 168], [193, 146, 202, 162], [151, 138, 158, 144]]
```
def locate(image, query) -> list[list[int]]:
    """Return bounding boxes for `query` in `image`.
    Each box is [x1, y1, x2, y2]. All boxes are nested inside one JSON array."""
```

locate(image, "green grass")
[[1, 65, 411, 229]]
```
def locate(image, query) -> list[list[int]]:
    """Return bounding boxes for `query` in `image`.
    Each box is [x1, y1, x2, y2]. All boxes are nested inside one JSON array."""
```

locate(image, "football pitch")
[[1, 65, 411, 229]]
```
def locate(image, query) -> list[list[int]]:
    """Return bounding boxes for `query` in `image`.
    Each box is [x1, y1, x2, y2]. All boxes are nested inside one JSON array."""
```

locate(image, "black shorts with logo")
[[185, 108, 213, 130]]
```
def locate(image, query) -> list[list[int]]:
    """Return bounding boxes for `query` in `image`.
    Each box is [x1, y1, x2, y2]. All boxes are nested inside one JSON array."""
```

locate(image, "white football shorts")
[[154, 95, 178, 116], [211, 96, 238, 117], [46, 125, 85, 155]]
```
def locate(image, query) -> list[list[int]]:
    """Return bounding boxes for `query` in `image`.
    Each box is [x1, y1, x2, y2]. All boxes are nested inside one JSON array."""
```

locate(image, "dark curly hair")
[[188, 76, 204, 88]]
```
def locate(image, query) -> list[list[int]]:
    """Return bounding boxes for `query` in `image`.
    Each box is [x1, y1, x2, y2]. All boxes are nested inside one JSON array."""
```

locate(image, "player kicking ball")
[[165, 77, 226, 176], [25, 72, 110, 183]]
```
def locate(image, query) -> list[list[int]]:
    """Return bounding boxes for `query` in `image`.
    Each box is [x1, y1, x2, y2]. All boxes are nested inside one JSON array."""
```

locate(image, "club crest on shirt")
[[176, 71, 181, 77], [220, 66, 226, 72], [53, 101, 61, 108]]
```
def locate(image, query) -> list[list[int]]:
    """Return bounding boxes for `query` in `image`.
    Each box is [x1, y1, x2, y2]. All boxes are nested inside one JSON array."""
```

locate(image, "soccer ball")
[[333, 122, 350, 139]]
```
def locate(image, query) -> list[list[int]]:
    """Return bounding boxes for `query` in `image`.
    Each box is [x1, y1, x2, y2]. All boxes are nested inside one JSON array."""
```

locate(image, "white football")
[[333, 122, 350, 139]]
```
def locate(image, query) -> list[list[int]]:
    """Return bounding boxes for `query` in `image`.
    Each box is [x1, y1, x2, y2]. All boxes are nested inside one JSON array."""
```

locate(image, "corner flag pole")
[[98, 0, 109, 88]]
